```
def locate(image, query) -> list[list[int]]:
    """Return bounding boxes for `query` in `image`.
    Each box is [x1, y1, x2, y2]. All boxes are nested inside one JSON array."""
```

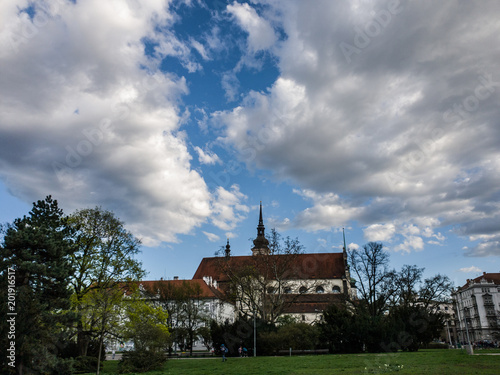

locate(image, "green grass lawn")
[[92, 349, 500, 375]]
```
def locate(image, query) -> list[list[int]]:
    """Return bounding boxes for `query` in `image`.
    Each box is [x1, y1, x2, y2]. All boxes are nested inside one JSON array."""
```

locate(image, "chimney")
[[173, 276, 179, 280]]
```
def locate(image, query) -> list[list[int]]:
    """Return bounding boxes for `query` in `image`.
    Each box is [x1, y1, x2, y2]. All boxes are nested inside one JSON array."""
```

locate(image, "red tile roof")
[[459, 273, 500, 290], [193, 252, 346, 281], [137, 279, 223, 299]]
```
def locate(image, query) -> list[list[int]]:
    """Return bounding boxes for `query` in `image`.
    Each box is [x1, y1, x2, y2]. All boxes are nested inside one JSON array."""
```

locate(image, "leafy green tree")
[[278, 322, 319, 351], [148, 280, 208, 355], [0, 196, 76, 375], [68, 207, 145, 357], [123, 295, 170, 352], [197, 325, 212, 351], [388, 304, 446, 351], [319, 302, 366, 353]]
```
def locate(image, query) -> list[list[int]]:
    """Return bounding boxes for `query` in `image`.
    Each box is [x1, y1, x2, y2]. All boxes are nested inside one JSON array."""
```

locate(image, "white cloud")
[[394, 236, 425, 254], [194, 146, 221, 165], [219, 1, 500, 256], [364, 223, 396, 242], [459, 266, 482, 273], [203, 231, 220, 242], [0, 0, 211, 246], [226, 1, 277, 53], [348, 242, 359, 251], [211, 184, 249, 231]]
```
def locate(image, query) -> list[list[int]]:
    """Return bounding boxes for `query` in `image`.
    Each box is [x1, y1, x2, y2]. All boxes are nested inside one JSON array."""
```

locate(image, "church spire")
[[252, 202, 270, 256], [225, 238, 231, 258]]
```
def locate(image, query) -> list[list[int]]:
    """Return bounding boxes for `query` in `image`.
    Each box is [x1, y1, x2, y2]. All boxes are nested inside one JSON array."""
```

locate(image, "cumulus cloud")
[[364, 223, 396, 242], [194, 146, 221, 165], [203, 231, 220, 242], [210, 184, 249, 231], [0, 0, 211, 246], [219, 1, 500, 256], [226, 1, 277, 53], [459, 266, 482, 273]]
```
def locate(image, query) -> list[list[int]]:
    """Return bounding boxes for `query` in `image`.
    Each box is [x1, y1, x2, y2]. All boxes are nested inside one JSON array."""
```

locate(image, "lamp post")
[[457, 291, 473, 354], [253, 309, 257, 357]]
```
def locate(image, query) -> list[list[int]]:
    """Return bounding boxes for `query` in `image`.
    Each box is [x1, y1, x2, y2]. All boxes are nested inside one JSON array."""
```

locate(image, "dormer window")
[[316, 286, 324, 294], [332, 286, 341, 294]]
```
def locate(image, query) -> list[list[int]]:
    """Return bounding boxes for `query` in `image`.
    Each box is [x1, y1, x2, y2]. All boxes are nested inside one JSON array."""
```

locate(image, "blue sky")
[[1, 0, 499, 288]]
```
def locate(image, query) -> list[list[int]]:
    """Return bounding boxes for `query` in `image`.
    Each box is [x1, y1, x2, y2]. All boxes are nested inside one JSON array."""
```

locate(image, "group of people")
[[219, 344, 248, 362]]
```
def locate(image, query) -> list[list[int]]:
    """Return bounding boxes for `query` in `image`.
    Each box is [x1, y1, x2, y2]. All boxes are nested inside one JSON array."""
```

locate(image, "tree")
[[217, 229, 312, 324], [0, 196, 76, 375], [348, 242, 396, 317], [147, 280, 208, 356], [392, 265, 424, 308], [197, 326, 212, 351], [118, 296, 170, 375], [419, 274, 453, 309], [123, 295, 170, 352], [68, 207, 145, 358], [319, 302, 366, 353]]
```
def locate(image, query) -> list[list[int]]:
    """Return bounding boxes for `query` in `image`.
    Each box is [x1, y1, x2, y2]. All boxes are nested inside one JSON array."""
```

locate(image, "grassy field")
[[92, 349, 500, 374]]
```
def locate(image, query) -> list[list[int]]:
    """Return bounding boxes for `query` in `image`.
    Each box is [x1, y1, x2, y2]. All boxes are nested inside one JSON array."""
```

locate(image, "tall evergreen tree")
[[0, 196, 76, 375]]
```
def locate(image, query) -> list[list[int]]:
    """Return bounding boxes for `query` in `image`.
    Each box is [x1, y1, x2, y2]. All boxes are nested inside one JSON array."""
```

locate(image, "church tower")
[[251, 202, 270, 256]]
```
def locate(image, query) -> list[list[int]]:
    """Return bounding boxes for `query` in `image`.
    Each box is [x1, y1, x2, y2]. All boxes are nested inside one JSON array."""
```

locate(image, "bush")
[[425, 342, 449, 349], [118, 350, 167, 373], [73, 356, 102, 373]]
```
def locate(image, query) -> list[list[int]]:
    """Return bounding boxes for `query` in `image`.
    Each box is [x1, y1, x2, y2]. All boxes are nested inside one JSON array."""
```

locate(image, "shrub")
[[73, 356, 102, 373], [425, 342, 449, 349], [118, 350, 167, 373]]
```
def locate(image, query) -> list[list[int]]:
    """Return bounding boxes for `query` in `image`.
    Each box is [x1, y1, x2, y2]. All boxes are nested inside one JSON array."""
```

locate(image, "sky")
[[1, 0, 499, 288]]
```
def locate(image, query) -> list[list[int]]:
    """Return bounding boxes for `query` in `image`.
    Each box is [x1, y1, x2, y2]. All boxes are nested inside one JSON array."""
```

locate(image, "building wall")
[[453, 276, 500, 343]]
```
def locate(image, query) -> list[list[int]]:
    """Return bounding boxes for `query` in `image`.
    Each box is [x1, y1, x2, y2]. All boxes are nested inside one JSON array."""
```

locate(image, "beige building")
[[452, 273, 500, 343], [192, 203, 354, 323]]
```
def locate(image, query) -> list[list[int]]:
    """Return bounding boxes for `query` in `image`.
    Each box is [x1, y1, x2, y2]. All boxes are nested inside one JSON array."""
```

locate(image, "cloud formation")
[[459, 266, 482, 274], [220, 1, 500, 257], [0, 0, 211, 246]]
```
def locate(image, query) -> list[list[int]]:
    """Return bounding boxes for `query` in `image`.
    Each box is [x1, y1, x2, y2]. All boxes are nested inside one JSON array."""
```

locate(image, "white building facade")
[[452, 273, 500, 343]]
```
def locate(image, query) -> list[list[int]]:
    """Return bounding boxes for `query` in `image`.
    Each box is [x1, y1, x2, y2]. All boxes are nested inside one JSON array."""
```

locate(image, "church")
[[139, 203, 354, 325], [190, 203, 355, 324]]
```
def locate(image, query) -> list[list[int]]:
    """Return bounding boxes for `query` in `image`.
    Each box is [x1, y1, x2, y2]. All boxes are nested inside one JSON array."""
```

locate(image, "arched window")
[[299, 286, 307, 294], [284, 287, 292, 294], [267, 287, 275, 294], [316, 285, 324, 294], [332, 286, 341, 294]]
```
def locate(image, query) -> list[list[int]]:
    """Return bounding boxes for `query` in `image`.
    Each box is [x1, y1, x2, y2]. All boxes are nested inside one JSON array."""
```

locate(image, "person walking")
[[221, 344, 228, 362]]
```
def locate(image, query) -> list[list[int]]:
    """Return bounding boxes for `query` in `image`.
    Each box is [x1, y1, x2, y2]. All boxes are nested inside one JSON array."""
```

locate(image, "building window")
[[284, 287, 292, 294], [332, 286, 341, 294], [316, 286, 324, 294], [299, 286, 307, 294], [302, 315, 306, 321], [267, 287, 275, 294]]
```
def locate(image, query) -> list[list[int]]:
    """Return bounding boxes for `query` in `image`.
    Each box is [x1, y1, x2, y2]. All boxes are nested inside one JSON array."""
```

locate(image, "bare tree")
[[419, 274, 453, 309], [217, 229, 314, 324], [348, 242, 396, 317]]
